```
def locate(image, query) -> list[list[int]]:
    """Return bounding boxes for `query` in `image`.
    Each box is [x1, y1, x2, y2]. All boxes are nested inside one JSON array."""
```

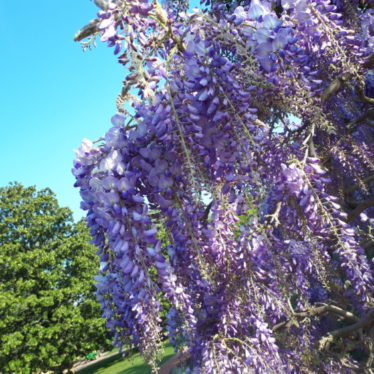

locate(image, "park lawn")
[[77, 344, 175, 374]]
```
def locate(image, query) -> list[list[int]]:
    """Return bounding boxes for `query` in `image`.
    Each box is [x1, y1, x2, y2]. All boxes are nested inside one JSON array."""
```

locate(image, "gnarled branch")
[[357, 80, 374, 106], [319, 308, 374, 350], [273, 303, 358, 332]]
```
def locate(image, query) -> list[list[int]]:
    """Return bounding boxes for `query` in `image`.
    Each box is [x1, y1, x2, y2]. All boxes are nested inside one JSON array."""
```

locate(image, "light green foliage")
[[0, 183, 112, 373], [235, 207, 258, 239]]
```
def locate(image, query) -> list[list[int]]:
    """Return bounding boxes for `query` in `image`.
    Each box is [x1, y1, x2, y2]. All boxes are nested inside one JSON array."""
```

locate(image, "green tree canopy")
[[0, 183, 112, 374]]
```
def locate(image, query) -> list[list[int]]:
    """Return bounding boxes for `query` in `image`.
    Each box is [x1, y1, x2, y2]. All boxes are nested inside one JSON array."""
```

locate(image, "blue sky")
[[0, 1, 126, 220], [0, 0, 202, 221]]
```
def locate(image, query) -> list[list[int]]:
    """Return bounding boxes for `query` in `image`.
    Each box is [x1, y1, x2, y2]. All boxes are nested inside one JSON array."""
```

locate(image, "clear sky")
[[0, 1, 127, 220], [0, 0, 202, 221]]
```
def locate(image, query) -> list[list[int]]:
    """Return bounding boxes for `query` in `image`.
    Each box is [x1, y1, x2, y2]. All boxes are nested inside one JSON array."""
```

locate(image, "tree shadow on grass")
[[116, 352, 175, 374], [77, 353, 124, 374], [77, 349, 175, 374]]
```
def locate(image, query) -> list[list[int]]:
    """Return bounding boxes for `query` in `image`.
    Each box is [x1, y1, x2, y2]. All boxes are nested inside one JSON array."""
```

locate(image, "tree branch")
[[362, 53, 374, 69], [159, 349, 190, 374], [365, 325, 374, 369], [201, 201, 213, 225], [74, 19, 100, 42], [309, 137, 317, 157], [347, 197, 374, 221], [73, 0, 112, 42], [284, 122, 309, 142], [347, 108, 374, 133], [321, 72, 351, 103], [93, 0, 111, 10], [253, 118, 269, 129], [319, 308, 374, 350], [356, 80, 374, 106], [273, 304, 358, 332], [344, 174, 374, 194], [346, 196, 374, 207]]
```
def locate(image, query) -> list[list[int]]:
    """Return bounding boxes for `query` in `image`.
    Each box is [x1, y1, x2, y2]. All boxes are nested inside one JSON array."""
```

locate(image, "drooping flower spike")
[[74, 0, 374, 372]]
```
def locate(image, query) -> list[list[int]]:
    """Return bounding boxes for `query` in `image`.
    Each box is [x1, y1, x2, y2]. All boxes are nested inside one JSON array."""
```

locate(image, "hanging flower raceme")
[[278, 158, 374, 307], [73, 0, 374, 372]]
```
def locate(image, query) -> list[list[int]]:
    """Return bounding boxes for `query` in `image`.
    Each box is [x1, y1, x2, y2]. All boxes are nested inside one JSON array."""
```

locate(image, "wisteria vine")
[[74, 0, 374, 372]]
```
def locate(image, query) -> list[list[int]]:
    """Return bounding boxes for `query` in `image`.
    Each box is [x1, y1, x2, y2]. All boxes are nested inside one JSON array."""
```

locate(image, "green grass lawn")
[[77, 344, 175, 374]]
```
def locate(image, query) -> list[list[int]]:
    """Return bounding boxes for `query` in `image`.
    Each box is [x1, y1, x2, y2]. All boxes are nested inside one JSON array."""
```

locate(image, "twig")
[[266, 201, 282, 227], [309, 137, 317, 157], [286, 121, 309, 136], [74, 19, 100, 42], [253, 119, 269, 129], [201, 201, 213, 225], [73, 0, 112, 42], [93, 0, 111, 10]]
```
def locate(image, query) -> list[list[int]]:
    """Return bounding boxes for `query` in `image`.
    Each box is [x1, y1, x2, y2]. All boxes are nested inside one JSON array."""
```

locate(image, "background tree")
[[0, 183, 112, 374]]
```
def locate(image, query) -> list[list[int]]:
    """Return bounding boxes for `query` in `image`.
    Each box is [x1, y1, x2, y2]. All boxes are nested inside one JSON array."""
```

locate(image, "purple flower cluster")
[[278, 158, 374, 306], [73, 0, 374, 371], [231, 2, 296, 72]]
